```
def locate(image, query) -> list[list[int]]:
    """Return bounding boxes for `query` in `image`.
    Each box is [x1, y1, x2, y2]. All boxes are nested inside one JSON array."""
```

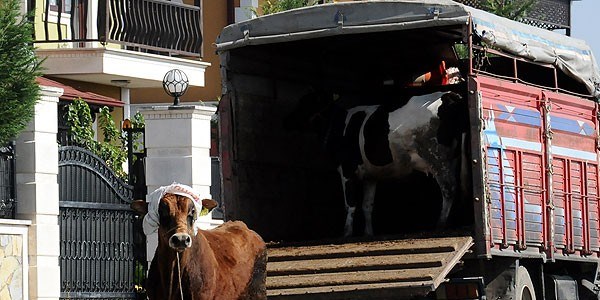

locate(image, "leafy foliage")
[[130, 111, 145, 153], [454, 44, 469, 60], [65, 98, 145, 180], [65, 98, 95, 148], [96, 107, 127, 177], [0, 0, 43, 145], [260, 0, 321, 15], [482, 0, 536, 21]]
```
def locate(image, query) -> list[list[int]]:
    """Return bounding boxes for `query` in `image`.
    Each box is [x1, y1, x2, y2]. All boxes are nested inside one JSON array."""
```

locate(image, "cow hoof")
[[343, 228, 353, 238]]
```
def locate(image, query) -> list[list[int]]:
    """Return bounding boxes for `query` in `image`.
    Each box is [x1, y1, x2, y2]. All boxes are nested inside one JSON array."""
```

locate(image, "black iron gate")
[[58, 146, 146, 300], [0, 142, 16, 219]]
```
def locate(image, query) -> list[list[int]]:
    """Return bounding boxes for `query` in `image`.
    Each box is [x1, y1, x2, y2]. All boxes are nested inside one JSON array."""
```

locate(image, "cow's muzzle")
[[169, 233, 192, 251]]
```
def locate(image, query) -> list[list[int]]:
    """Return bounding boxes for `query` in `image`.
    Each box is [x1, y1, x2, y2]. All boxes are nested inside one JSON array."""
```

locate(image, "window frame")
[[49, 0, 72, 13]]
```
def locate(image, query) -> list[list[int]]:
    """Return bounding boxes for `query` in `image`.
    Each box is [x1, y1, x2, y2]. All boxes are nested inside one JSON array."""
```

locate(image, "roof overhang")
[[37, 76, 124, 107], [37, 48, 210, 89]]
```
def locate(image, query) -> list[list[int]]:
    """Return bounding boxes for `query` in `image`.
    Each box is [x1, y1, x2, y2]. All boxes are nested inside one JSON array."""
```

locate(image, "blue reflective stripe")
[[551, 116, 595, 136], [552, 146, 597, 161], [501, 138, 542, 152]]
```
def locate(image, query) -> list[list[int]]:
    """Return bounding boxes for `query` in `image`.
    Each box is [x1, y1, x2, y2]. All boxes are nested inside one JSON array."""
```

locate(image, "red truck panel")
[[546, 91, 599, 257], [478, 76, 600, 260]]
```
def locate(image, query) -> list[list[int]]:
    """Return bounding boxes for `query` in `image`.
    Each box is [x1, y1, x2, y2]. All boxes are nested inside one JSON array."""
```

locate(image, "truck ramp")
[[267, 236, 473, 299]]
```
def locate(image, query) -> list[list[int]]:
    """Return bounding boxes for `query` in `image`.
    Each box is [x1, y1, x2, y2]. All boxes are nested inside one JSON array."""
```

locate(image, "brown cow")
[[131, 193, 267, 300]]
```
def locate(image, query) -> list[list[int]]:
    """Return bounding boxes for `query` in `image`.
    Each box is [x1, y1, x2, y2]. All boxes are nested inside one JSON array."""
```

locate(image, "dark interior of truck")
[[223, 24, 593, 243]]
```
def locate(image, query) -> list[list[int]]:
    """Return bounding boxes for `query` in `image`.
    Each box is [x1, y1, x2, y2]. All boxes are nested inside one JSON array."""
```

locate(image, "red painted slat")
[[587, 164, 600, 252], [553, 158, 568, 250]]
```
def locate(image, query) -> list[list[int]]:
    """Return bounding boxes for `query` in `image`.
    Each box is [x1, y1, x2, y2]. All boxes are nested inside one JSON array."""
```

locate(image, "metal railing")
[[34, 0, 202, 57], [0, 142, 16, 219]]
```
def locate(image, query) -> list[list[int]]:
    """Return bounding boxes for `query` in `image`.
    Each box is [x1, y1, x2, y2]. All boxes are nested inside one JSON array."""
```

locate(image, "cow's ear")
[[441, 91, 462, 104], [131, 200, 149, 216], [199, 199, 218, 216]]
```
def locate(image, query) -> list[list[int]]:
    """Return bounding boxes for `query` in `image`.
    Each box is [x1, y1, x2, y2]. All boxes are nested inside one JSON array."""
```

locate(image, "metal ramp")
[[267, 236, 473, 299]]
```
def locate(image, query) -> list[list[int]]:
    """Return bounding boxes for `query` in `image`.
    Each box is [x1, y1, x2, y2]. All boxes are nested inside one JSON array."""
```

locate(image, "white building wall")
[[235, 0, 258, 23]]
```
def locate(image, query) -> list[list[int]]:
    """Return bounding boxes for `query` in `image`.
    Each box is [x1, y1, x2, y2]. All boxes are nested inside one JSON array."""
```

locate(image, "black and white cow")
[[286, 89, 469, 236]]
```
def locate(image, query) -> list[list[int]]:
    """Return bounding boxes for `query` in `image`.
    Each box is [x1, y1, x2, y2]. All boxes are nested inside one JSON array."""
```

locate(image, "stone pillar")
[[15, 85, 61, 300], [141, 105, 222, 263]]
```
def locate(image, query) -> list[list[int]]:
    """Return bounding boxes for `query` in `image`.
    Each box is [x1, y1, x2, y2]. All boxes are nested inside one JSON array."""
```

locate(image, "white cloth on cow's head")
[[142, 182, 206, 236]]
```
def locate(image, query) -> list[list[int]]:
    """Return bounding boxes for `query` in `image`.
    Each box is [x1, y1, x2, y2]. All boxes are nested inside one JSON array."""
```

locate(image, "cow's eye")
[[159, 202, 168, 216], [158, 202, 170, 226], [188, 207, 195, 225]]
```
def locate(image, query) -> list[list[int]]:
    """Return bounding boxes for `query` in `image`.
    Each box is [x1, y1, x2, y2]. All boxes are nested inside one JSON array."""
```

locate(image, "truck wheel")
[[516, 266, 536, 300]]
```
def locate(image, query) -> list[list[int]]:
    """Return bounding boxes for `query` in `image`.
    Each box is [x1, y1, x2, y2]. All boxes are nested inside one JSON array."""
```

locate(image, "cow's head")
[[283, 89, 340, 133], [131, 195, 218, 252]]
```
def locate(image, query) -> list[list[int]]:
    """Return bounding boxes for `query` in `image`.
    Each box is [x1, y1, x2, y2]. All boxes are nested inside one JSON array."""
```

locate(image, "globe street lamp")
[[162, 69, 189, 106]]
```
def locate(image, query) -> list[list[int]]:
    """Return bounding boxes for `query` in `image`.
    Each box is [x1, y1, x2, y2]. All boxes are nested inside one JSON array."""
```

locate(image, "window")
[[49, 0, 72, 13]]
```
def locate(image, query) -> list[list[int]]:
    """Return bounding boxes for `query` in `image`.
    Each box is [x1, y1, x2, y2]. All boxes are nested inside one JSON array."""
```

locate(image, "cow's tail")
[[246, 247, 267, 299]]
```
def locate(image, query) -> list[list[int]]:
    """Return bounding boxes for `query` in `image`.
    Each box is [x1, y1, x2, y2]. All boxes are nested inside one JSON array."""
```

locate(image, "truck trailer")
[[215, 1, 600, 299]]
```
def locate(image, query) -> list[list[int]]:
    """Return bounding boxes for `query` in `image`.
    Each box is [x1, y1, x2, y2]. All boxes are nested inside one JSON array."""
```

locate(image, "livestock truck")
[[215, 1, 600, 299]]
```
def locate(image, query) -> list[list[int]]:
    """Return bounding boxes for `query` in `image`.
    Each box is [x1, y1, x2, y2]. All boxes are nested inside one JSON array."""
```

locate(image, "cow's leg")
[[344, 206, 356, 237], [362, 180, 376, 236], [433, 162, 458, 228], [339, 166, 357, 237]]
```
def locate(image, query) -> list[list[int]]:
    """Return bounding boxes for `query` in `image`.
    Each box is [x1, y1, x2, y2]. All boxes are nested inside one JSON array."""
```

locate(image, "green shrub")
[[261, 0, 320, 15], [0, 0, 43, 145], [482, 0, 536, 21]]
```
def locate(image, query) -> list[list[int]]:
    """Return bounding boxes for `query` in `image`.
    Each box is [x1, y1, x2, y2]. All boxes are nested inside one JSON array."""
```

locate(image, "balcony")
[[33, 0, 209, 88]]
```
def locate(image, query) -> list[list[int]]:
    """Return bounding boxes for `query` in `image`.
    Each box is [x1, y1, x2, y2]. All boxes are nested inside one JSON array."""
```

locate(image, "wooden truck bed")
[[267, 236, 473, 299]]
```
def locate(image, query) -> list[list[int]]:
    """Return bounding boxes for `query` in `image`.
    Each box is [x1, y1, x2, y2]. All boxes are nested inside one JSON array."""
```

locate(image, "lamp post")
[[162, 69, 189, 106]]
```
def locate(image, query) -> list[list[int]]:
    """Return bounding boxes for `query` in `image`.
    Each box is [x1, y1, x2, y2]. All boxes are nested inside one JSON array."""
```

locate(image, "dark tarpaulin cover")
[[216, 0, 600, 98]]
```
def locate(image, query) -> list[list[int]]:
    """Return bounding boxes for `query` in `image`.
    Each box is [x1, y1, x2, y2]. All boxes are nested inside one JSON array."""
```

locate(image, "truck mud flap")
[[267, 236, 473, 299]]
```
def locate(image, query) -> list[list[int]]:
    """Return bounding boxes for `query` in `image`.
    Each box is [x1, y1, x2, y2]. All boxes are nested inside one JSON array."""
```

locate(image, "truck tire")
[[516, 266, 536, 300]]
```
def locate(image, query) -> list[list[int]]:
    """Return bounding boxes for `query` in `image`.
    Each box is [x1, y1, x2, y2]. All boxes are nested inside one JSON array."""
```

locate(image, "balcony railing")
[[34, 0, 202, 57]]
